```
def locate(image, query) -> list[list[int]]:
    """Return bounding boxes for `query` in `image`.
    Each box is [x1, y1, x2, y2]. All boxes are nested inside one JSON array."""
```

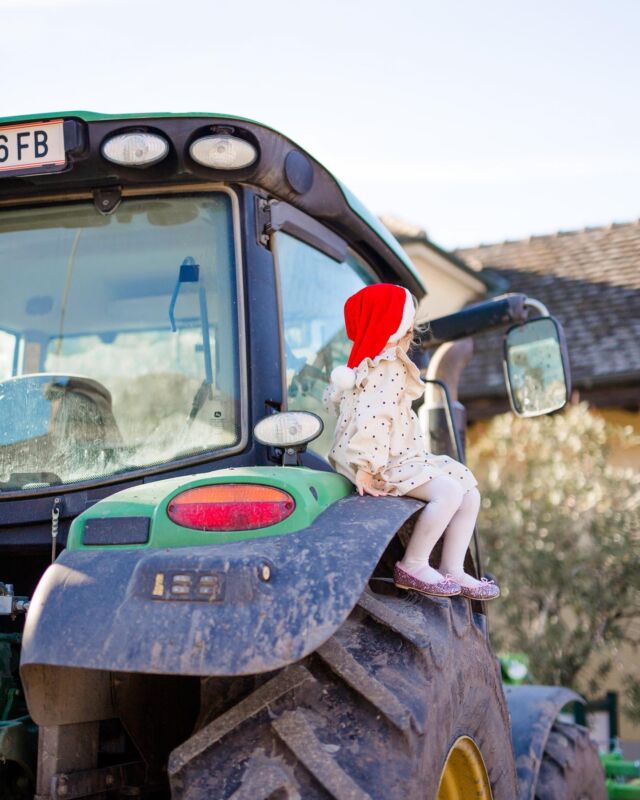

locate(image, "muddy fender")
[[21, 495, 422, 689]]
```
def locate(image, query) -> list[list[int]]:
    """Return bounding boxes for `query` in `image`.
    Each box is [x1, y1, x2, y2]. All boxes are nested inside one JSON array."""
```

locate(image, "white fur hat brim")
[[387, 288, 414, 342]]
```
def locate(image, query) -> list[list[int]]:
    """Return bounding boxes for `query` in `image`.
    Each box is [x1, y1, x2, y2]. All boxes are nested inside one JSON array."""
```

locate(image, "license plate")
[[0, 119, 66, 175]]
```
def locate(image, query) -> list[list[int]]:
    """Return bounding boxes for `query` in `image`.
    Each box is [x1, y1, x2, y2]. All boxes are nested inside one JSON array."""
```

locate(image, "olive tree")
[[466, 402, 640, 716]]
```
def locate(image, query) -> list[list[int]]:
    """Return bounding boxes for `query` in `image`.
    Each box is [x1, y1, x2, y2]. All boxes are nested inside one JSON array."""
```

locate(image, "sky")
[[2, 0, 639, 249]]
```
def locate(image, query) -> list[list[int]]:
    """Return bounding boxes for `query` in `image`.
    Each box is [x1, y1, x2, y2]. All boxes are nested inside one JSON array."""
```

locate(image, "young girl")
[[323, 283, 500, 601]]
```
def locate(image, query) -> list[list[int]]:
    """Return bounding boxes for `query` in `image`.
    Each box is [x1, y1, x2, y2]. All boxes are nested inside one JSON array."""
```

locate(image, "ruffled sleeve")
[[345, 359, 395, 476], [322, 382, 342, 417], [395, 349, 425, 401]]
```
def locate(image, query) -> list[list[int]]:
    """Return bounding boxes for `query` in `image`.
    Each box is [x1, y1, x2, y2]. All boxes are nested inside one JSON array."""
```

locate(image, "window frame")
[[0, 183, 249, 499], [270, 215, 380, 419]]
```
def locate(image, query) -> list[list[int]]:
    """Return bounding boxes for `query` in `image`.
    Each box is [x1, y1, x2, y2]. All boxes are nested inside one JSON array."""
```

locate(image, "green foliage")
[[624, 676, 640, 724], [467, 402, 640, 714]]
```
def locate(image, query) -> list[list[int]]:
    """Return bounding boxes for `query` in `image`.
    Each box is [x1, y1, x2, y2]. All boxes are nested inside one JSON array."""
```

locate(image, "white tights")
[[398, 476, 482, 587]]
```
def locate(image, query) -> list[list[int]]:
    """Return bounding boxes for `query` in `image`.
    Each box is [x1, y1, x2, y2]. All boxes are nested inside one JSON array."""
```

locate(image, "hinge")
[[255, 196, 273, 247], [254, 197, 347, 262]]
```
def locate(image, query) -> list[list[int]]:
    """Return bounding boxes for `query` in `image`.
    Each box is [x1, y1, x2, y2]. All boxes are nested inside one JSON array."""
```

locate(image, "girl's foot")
[[399, 560, 444, 585], [444, 571, 500, 601], [394, 562, 461, 598]]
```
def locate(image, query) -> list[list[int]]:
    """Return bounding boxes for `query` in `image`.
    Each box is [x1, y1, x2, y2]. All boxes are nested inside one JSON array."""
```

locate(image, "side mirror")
[[503, 317, 571, 417]]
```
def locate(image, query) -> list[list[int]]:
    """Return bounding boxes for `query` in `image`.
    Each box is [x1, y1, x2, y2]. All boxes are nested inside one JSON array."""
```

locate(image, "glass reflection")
[[505, 318, 568, 416]]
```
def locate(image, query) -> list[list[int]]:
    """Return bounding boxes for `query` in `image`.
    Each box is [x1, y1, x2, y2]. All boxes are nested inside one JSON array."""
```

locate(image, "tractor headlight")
[[189, 135, 257, 169], [102, 132, 169, 167]]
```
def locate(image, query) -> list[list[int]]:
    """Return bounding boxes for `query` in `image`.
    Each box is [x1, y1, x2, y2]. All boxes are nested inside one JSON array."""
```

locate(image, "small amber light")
[[167, 484, 295, 531]]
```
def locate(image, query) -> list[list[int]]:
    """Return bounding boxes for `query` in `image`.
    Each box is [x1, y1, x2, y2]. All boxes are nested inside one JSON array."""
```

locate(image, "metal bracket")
[[523, 297, 550, 317], [93, 186, 122, 215], [268, 446, 302, 466], [256, 198, 347, 262], [0, 582, 30, 616], [51, 761, 145, 799], [282, 447, 302, 467], [0, 583, 14, 615]]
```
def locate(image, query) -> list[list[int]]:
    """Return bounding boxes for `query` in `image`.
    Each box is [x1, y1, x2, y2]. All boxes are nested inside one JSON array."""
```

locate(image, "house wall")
[[402, 242, 485, 320]]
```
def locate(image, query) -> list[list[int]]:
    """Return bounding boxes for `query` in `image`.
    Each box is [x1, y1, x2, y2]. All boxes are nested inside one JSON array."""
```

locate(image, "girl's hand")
[[355, 469, 388, 497]]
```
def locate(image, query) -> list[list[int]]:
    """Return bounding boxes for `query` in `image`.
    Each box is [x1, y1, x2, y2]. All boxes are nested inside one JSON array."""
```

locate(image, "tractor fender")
[[21, 495, 422, 700], [505, 683, 583, 800]]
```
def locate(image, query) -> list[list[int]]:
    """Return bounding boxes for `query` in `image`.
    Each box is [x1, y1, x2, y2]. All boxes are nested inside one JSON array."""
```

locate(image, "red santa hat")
[[330, 284, 415, 390]]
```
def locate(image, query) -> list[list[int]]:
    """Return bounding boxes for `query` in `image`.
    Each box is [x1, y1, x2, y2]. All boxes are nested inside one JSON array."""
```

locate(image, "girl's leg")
[[438, 487, 488, 588], [398, 475, 464, 583]]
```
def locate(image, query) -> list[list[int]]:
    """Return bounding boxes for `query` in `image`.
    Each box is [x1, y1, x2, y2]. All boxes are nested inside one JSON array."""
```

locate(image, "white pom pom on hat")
[[330, 365, 356, 390]]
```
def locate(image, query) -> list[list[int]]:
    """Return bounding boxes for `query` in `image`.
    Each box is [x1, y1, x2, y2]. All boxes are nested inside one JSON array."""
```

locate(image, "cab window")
[[275, 231, 376, 457], [0, 193, 241, 491], [0, 330, 17, 381]]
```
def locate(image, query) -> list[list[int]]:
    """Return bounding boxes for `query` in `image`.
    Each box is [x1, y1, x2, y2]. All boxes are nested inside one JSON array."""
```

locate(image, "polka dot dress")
[[323, 345, 478, 497]]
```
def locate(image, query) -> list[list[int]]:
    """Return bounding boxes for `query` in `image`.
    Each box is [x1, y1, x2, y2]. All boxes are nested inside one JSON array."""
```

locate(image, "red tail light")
[[167, 484, 295, 531]]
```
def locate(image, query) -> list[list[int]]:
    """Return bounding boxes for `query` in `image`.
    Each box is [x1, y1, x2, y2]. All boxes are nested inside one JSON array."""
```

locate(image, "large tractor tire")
[[168, 584, 519, 800], [534, 720, 607, 800]]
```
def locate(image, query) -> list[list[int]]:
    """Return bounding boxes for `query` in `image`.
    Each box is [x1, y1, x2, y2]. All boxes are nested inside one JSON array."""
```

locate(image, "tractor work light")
[[189, 135, 257, 169], [167, 484, 295, 531], [254, 411, 323, 448], [101, 132, 169, 167]]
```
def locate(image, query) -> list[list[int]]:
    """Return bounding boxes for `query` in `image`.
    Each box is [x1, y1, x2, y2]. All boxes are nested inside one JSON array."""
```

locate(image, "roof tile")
[[453, 220, 640, 398]]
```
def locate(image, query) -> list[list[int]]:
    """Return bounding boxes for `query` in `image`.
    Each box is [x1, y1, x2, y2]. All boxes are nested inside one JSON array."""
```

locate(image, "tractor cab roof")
[[0, 110, 424, 295]]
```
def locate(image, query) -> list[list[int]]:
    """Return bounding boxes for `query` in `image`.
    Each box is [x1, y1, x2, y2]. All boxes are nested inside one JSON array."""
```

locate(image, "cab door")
[[267, 202, 379, 459]]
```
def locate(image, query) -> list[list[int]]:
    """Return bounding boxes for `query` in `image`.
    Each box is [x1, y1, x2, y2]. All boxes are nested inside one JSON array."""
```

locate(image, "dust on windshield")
[[0, 193, 242, 491]]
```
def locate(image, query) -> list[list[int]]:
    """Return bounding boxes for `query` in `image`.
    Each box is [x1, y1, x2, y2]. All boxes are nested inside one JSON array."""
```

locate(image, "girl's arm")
[[322, 382, 342, 417]]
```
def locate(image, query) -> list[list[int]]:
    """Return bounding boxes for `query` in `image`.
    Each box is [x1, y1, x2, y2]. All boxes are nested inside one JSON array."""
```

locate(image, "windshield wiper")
[[168, 256, 214, 386], [169, 257, 215, 419]]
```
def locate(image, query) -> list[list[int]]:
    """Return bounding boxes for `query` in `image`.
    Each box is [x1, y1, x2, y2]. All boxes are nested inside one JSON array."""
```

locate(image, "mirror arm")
[[523, 298, 550, 317], [419, 292, 536, 348]]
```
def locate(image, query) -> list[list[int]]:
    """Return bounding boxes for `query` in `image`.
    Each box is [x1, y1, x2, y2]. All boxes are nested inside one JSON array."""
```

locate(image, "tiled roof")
[[453, 220, 640, 400]]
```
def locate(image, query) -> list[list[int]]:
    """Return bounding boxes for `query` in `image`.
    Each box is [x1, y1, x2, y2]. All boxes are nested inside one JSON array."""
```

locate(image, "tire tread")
[[169, 589, 518, 800], [534, 720, 607, 800]]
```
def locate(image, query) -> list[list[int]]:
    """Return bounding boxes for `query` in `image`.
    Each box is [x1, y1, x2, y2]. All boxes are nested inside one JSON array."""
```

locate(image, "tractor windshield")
[[0, 192, 242, 492]]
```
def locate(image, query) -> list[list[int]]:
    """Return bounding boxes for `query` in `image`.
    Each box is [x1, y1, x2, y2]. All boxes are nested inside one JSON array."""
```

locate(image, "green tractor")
[[0, 112, 607, 799]]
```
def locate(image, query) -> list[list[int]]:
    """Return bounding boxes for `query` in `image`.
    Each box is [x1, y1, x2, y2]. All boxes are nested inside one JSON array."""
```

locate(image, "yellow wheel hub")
[[436, 735, 493, 800]]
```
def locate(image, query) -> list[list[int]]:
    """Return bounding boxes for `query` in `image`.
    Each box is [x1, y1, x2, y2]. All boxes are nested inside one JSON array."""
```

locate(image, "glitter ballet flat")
[[457, 576, 500, 601], [393, 563, 461, 598]]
